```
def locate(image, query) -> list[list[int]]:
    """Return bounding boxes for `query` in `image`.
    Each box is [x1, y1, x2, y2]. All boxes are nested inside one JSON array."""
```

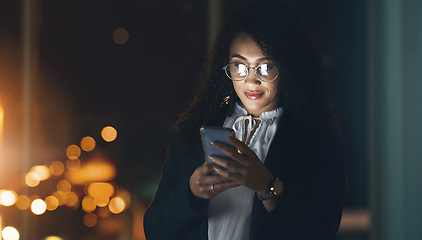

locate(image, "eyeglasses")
[[223, 62, 279, 82]]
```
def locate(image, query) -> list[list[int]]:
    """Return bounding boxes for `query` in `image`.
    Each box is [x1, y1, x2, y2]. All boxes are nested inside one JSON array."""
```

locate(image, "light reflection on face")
[[229, 33, 280, 117]]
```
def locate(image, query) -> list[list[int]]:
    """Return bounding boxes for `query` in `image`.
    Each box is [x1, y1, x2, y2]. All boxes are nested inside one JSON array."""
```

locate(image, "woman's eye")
[[234, 63, 248, 76]]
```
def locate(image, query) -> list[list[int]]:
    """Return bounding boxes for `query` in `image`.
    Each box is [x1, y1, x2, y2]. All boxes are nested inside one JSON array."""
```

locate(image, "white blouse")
[[208, 103, 283, 240]]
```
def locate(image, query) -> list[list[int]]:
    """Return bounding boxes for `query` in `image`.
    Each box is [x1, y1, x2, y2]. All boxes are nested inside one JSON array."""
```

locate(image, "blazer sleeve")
[[253, 128, 345, 240], [143, 133, 209, 240]]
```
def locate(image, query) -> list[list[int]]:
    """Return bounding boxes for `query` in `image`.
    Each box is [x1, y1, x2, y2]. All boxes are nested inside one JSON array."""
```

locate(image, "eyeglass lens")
[[225, 63, 278, 82]]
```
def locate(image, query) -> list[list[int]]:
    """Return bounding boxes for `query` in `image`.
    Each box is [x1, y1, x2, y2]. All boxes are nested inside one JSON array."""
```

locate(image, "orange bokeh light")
[[63, 192, 79, 207], [45, 195, 59, 211], [83, 212, 98, 227], [109, 197, 125, 214], [66, 158, 81, 171], [15, 195, 30, 210], [57, 180, 71, 194], [101, 126, 117, 142], [25, 172, 40, 187], [50, 161, 65, 176], [30, 165, 50, 181], [66, 144, 81, 160], [80, 136, 96, 152], [65, 159, 117, 185], [82, 196, 96, 213]]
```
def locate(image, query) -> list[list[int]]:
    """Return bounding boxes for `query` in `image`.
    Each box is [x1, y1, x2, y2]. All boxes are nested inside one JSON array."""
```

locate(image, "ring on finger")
[[211, 184, 216, 192]]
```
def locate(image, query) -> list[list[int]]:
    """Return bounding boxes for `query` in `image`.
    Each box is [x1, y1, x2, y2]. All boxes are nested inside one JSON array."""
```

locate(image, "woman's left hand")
[[209, 136, 274, 195]]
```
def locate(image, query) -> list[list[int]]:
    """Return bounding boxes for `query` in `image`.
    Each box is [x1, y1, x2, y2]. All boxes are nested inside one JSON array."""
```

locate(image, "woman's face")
[[229, 33, 280, 117]]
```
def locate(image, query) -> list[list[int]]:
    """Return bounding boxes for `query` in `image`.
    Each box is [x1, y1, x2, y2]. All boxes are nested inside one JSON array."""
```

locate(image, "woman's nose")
[[244, 69, 261, 85]]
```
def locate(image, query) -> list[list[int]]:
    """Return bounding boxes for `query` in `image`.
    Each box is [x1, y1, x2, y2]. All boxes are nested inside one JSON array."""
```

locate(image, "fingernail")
[[211, 141, 215, 145], [208, 155, 214, 161], [213, 167, 220, 172]]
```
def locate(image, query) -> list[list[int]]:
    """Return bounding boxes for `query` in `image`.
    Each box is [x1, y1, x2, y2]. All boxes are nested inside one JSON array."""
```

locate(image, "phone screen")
[[200, 126, 235, 165]]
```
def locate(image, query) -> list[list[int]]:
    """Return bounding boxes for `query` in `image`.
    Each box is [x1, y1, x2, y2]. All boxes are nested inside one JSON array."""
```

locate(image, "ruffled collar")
[[231, 103, 282, 146], [232, 102, 282, 122]]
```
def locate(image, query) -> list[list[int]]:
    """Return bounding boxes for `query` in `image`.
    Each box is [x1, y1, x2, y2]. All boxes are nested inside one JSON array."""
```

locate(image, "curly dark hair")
[[173, 0, 336, 146]]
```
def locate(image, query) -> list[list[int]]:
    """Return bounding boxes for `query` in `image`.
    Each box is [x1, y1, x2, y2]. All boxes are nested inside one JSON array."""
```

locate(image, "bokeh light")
[[66, 158, 81, 171], [109, 197, 125, 214], [52, 191, 64, 206], [30, 165, 50, 181], [117, 189, 131, 209], [65, 160, 117, 185], [88, 183, 114, 198], [45, 196, 59, 211], [49, 161, 65, 176], [31, 199, 47, 215], [25, 172, 40, 187], [101, 126, 117, 142], [112, 27, 129, 45], [80, 136, 96, 152], [83, 212, 98, 227], [2, 226, 20, 240], [63, 192, 79, 207], [82, 196, 96, 213], [15, 195, 30, 210], [66, 144, 81, 160], [44, 236, 63, 240], [88, 182, 114, 207], [0, 190, 17, 206], [57, 180, 71, 194]]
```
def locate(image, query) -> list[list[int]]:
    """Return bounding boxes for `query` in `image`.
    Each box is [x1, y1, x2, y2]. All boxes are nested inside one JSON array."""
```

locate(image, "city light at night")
[[101, 126, 117, 142], [2, 226, 20, 240], [31, 199, 47, 215]]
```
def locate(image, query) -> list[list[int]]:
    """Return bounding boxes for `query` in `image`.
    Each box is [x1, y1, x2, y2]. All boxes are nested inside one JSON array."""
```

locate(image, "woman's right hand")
[[189, 163, 239, 199]]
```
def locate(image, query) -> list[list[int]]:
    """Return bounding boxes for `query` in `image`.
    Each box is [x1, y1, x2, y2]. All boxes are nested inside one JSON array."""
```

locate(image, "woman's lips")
[[244, 91, 264, 100]]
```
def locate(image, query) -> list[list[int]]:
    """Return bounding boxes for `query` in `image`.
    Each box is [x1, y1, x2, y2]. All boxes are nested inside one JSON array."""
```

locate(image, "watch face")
[[273, 180, 284, 196]]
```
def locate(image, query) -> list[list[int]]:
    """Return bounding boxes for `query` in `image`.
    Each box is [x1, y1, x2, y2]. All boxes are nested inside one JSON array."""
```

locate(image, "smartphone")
[[200, 126, 235, 165]]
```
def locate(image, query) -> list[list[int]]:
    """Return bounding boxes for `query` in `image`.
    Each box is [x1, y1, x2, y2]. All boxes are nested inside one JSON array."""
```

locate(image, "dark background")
[[0, 0, 369, 239]]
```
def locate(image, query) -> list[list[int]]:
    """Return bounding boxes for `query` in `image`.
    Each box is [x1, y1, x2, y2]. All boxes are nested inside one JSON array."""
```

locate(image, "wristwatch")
[[257, 178, 284, 201]]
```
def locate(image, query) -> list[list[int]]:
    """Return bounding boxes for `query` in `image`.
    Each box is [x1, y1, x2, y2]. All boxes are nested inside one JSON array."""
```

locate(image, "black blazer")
[[144, 110, 345, 240]]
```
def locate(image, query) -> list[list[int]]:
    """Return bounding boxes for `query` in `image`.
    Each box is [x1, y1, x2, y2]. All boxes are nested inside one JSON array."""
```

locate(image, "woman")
[[144, 1, 345, 239]]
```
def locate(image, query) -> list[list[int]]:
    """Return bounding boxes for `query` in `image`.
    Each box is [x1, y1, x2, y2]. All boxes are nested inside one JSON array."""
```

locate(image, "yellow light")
[[112, 27, 130, 45], [88, 182, 114, 199], [66, 158, 81, 171], [44, 236, 63, 240], [83, 213, 98, 227], [65, 160, 117, 185], [94, 196, 110, 207], [52, 192, 64, 206], [31, 199, 47, 215], [0, 190, 17, 206], [2, 226, 20, 240], [101, 126, 117, 142], [56, 180, 71, 194], [80, 136, 96, 152], [66, 144, 81, 160], [109, 197, 125, 214], [15, 195, 30, 210], [45, 196, 59, 211], [82, 196, 96, 213], [63, 192, 78, 207], [25, 172, 40, 187], [49, 161, 65, 176], [30, 165, 50, 181]]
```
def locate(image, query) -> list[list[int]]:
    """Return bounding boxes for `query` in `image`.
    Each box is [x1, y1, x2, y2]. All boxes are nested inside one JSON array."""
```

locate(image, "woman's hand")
[[209, 136, 274, 196], [189, 163, 239, 199]]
